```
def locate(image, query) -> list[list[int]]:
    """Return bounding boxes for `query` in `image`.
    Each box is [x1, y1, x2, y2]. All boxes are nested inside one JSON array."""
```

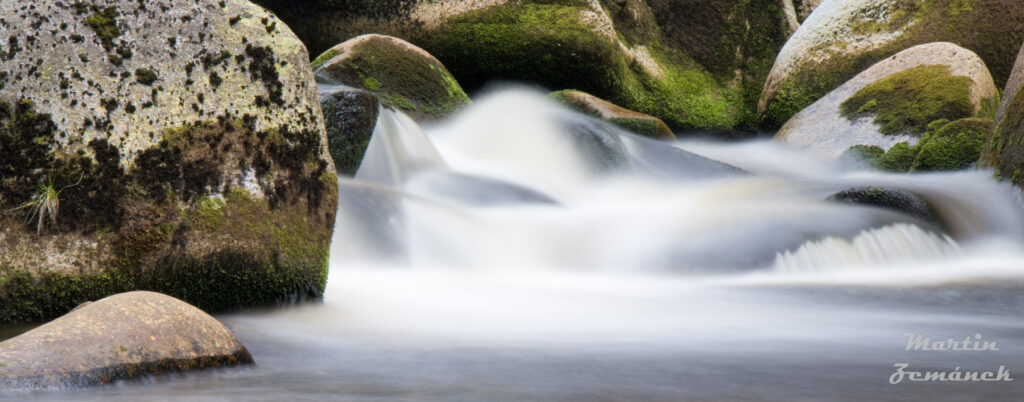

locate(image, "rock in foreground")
[[0, 0, 337, 323], [0, 291, 252, 391]]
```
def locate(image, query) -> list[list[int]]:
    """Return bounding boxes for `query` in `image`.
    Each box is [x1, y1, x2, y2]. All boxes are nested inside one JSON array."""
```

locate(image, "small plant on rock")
[[5, 175, 81, 234]]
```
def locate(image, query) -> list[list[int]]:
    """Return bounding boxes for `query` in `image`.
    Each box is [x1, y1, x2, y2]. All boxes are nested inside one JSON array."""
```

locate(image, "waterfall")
[[335, 87, 1024, 279], [772, 223, 963, 274], [355, 107, 447, 186]]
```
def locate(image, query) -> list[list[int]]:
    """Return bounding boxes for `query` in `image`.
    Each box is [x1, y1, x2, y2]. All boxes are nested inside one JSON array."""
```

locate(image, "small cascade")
[[772, 223, 963, 274], [355, 107, 447, 186]]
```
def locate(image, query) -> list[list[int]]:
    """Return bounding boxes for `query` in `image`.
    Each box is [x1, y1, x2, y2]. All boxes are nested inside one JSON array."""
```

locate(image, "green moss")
[[310, 49, 340, 71], [381, 93, 414, 110], [317, 35, 470, 119], [763, 0, 1024, 128], [1, 116, 336, 324], [419, 1, 741, 131], [840, 144, 886, 167], [608, 117, 660, 137], [840, 65, 974, 135], [873, 142, 918, 172], [914, 118, 990, 170], [84, 6, 121, 50], [363, 77, 382, 91]]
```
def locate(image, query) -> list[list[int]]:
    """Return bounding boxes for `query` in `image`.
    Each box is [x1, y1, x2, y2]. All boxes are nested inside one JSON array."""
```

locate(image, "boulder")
[[828, 187, 938, 226], [313, 34, 470, 122], [0, 0, 338, 323], [319, 85, 380, 175], [760, 0, 1024, 128], [252, 0, 793, 133], [775, 43, 997, 158], [981, 42, 1024, 184], [0, 291, 252, 391], [550, 90, 676, 140]]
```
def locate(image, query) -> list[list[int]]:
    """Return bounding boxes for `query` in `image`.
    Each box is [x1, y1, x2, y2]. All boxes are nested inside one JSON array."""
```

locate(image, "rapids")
[[7, 87, 1024, 401]]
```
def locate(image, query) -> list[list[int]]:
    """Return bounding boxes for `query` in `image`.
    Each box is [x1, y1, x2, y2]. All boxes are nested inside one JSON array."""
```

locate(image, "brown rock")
[[0, 291, 252, 391], [550, 90, 676, 140]]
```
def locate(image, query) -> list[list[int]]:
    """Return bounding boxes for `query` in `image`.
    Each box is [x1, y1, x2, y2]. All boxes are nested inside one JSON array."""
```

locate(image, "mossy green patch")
[[310, 49, 341, 71], [914, 118, 990, 170], [317, 35, 470, 120], [763, 0, 1024, 128], [851, 117, 991, 173], [839, 65, 974, 135], [419, 1, 742, 131]]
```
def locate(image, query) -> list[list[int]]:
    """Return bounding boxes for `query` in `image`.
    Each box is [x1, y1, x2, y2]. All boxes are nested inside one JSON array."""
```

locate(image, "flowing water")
[[7, 88, 1024, 401]]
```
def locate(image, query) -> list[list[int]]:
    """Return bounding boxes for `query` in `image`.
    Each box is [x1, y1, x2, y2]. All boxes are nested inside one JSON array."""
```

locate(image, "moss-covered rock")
[[320, 86, 380, 175], [313, 34, 470, 121], [549, 89, 675, 140], [0, 291, 252, 390], [828, 187, 938, 225], [980, 42, 1024, 185], [251, 0, 792, 134], [0, 0, 337, 324], [846, 117, 991, 173], [775, 43, 996, 158], [760, 0, 1024, 128]]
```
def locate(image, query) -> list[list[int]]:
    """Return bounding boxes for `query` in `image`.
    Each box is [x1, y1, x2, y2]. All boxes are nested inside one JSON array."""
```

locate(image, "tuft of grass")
[[5, 175, 82, 234]]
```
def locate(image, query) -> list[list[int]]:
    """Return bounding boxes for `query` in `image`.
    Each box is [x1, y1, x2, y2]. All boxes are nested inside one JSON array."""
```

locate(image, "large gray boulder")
[[775, 42, 997, 158], [0, 0, 337, 323], [759, 0, 1024, 128], [0, 291, 252, 391]]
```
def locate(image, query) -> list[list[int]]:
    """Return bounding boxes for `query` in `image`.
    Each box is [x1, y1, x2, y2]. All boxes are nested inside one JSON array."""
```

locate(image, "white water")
[[17, 87, 1024, 401]]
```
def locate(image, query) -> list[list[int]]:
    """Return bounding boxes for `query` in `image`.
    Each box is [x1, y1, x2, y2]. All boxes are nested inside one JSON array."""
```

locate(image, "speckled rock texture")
[[550, 90, 675, 140], [759, 0, 1024, 128], [775, 43, 996, 158], [0, 291, 253, 391], [0, 0, 338, 323], [319, 84, 380, 175], [794, 0, 823, 21], [313, 34, 469, 122]]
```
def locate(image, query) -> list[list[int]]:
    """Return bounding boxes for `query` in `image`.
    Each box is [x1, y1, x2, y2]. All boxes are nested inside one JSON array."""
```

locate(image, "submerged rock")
[[828, 187, 938, 226], [320, 85, 380, 175], [252, 0, 792, 133], [775, 43, 997, 158], [0, 0, 337, 323], [313, 34, 470, 122], [760, 0, 1024, 128], [550, 90, 675, 140], [0, 291, 252, 391]]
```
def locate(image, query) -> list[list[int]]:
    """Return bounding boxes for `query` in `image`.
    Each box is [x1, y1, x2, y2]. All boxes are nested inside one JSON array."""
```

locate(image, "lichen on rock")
[[0, 0, 337, 323]]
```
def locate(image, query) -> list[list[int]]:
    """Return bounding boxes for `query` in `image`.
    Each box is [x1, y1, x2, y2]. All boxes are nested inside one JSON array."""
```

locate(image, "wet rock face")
[[320, 85, 380, 175], [0, 291, 253, 391], [828, 187, 938, 226], [982, 42, 1024, 185], [0, 0, 338, 323]]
